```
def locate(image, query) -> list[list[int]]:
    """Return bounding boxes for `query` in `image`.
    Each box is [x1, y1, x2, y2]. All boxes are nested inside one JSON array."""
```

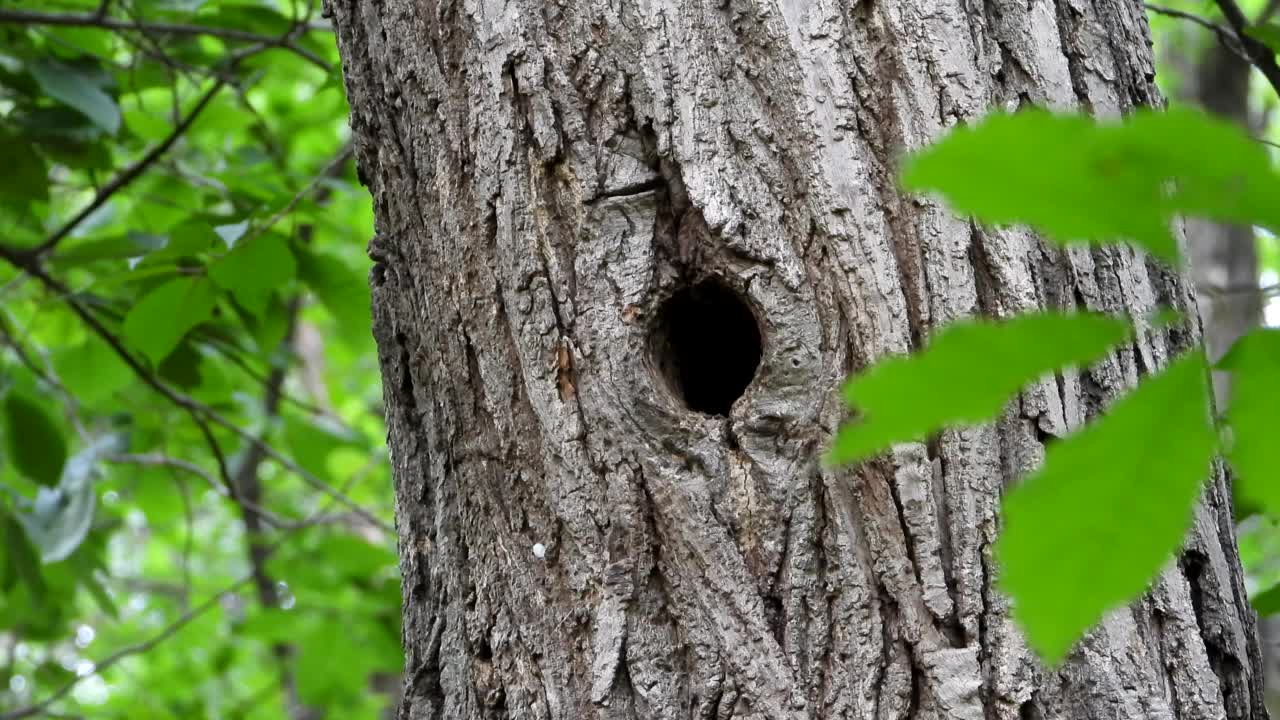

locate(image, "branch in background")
[[0, 244, 392, 533], [106, 454, 294, 530], [0, 8, 329, 70], [0, 425, 376, 720], [1145, 3, 1255, 66], [0, 574, 256, 720], [24, 79, 227, 260], [1211, 0, 1280, 96]]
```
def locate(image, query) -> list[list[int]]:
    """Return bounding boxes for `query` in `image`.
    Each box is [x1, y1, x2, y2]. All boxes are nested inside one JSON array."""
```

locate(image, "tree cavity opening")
[[650, 280, 763, 416]]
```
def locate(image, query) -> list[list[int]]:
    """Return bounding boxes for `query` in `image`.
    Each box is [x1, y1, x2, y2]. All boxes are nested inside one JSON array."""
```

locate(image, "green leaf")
[[30, 59, 121, 135], [123, 276, 218, 364], [51, 232, 166, 268], [1246, 22, 1280, 53], [0, 131, 48, 213], [996, 352, 1215, 665], [1251, 582, 1280, 617], [295, 245, 372, 347], [901, 107, 1280, 263], [827, 312, 1130, 464], [1, 511, 45, 603], [210, 233, 295, 316], [3, 392, 67, 486], [54, 335, 133, 405], [1218, 328, 1280, 517]]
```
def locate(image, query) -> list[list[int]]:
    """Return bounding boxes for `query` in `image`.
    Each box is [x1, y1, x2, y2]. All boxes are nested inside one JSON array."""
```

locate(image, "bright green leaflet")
[[901, 107, 1280, 263], [122, 275, 218, 365], [997, 352, 1216, 665], [828, 312, 1130, 464], [1218, 328, 1280, 518]]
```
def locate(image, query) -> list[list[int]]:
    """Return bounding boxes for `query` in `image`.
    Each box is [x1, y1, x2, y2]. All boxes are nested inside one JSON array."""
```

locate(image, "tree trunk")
[[325, 0, 1268, 717]]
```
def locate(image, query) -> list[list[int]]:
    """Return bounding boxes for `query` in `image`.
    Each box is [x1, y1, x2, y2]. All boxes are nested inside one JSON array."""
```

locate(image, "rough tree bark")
[[325, 0, 1269, 717]]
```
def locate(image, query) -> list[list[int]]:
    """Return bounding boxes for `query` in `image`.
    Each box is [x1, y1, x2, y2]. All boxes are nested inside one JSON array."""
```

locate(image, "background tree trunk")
[[326, 0, 1268, 717], [1176, 35, 1275, 717]]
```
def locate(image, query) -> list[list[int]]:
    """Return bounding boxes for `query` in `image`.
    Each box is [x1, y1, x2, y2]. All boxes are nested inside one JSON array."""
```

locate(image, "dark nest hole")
[[649, 279, 763, 416]]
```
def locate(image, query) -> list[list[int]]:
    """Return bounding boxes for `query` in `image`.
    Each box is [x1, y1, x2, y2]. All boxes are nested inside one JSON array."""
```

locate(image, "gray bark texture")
[[323, 0, 1269, 717]]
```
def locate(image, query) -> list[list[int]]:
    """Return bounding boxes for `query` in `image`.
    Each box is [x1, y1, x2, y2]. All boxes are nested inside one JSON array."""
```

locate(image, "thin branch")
[[253, 144, 354, 241], [105, 454, 295, 530], [1145, 4, 1256, 66], [0, 8, 328, 70], [26, 79, 227, 259], [1211, 0, 1280, 97]]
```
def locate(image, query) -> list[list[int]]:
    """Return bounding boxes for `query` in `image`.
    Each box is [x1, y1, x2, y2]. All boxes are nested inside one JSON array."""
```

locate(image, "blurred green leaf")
[[123, 276, 218, 364], [2, 510, 46, 603], [0, 131, 49, 214], [901, 107, 1280, 263], [295, 244, 372, 347], [1219, 329, 1280, 518], [828, 312, 1130, 464], [30, 59, 121, 135], [1246, 22, 1280, 53], [55, 335, 134, 405], [997, 352, 1215, 665], [3, 391, 68, 487], [210, 233, 295, 316], [1252, 582, 1280, 616]]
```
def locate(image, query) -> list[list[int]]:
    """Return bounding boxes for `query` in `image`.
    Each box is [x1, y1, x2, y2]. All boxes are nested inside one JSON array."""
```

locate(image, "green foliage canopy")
[[0, 1, 399, 717]]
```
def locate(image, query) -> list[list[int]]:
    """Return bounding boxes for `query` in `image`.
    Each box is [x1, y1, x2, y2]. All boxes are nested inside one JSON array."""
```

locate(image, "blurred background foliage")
[[0, 0, 397, 717], [0, 0, 1278, 717]]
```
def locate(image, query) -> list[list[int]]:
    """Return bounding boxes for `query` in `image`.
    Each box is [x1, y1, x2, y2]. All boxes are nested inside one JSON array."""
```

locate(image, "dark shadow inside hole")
[[651, 280, 763, 416]]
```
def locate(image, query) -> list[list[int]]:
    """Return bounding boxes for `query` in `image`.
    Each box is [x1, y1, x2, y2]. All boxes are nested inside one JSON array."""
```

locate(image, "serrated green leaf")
[[30, 59, 121, 135], [827, 312, 1130, 464], [1218, 328, 1280, 518], [901, 107, 1280, 263], [3, 392, 67, 486], [210, 233, 295, 316], [123, 276, 218, 364], [295, 245, 372, 347], [997, 352, 1215, 665]]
